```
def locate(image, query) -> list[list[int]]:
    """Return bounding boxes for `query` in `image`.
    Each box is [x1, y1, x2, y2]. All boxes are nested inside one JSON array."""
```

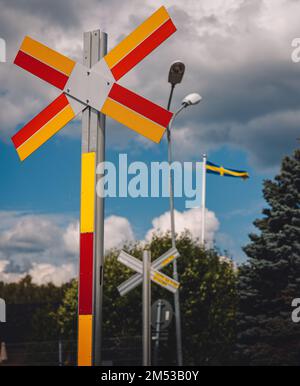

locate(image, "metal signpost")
[[152, 299, 173, 365], [166, 91, 202, 366], [78, 29, 107, 368], [118, 248, 180, 365], [11, 6, 177, 366], [143, 250, 151, 366]]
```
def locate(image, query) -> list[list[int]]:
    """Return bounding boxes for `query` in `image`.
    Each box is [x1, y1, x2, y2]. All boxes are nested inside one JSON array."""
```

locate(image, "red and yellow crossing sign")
[[12, 6, 175, 160], [12, 93, 82, 161], [14, 36, 76, 89], [11, 6, 177, 367], [103, 6, 176, 80]]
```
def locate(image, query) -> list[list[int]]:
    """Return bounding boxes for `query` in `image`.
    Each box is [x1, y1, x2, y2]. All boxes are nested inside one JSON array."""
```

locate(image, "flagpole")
[[201, 154, 207, 246]]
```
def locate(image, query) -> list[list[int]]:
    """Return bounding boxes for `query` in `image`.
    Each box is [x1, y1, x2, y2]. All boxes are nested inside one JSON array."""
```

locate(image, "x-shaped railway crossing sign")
[[11, 6, 175, 160], [118, 247, 180, 295]]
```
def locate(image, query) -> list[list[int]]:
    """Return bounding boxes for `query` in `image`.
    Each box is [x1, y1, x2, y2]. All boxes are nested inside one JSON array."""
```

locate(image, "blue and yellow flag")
[[206, 161, 249, 179]]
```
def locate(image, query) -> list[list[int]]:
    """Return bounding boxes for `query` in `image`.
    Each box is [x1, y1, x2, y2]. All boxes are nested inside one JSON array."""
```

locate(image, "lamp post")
[[167, 61, 185, 109], [166, 61, 185, 367], [167, 83, 202, 365]]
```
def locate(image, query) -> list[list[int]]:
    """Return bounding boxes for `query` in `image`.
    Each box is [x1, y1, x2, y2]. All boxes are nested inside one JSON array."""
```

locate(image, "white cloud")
[[104, 215, 135, 250], [0, 260, 76, 285], [145, 207, 219, 247], [28, 262, 76, 286], [0, 208, 222, 283], [0, 211, 135, 283], [0, 213, 75, 270], [63, 221, 79, 255], [0, 260, 23, 283]]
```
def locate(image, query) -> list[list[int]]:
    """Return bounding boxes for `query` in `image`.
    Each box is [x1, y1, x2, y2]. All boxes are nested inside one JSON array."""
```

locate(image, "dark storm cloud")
[[1, 0, 80, 28], [154, 0, 300, 170], [0, 0, 300, 170]]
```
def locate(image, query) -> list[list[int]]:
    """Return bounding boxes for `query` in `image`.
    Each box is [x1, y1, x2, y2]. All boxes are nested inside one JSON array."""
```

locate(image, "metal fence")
[[0, 336, 143, 366]]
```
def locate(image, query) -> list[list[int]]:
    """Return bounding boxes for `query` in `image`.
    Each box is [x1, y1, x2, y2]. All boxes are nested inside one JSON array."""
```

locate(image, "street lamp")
[[167, 61, 185, 109], [167, 89, 202, 367], [182, 93, 202, 106], [168, 92, 203, 235], [168, 92, 203, 249], [171, 93, 203, 122]]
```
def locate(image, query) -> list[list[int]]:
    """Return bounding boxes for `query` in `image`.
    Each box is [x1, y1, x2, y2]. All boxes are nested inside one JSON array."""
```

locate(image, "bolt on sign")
[[118, 247, 180, 296], [11, 6, 177, 366]]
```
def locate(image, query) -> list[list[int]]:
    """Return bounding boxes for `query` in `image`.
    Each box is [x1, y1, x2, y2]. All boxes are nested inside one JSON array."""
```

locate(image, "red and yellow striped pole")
[[77, 30, 107, 367], [78, 152, 96, 366]]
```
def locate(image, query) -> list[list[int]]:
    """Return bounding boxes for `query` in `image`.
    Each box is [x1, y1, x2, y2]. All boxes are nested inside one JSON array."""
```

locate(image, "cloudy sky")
[[0, 0, 299, 284]]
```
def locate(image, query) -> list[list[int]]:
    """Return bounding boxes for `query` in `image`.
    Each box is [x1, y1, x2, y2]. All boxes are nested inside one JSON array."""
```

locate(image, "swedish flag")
[[206, 161, 249, 179]]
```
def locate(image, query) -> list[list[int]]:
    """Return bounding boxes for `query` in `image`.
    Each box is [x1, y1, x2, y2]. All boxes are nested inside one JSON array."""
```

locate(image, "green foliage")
[[52, 279, 78, 339], [237, 149, 300, 365], [0, 275, 69, 342], [0, 233, 237, 365], [0, 276, 72, 365]]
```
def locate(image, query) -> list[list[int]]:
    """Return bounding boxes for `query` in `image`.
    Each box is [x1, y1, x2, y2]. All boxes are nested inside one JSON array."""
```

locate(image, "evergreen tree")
[[237, 149, 300, 365]]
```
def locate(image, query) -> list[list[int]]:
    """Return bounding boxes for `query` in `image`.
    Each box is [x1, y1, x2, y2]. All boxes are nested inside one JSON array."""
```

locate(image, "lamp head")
[[182, 93, 202, 107], [168, 61, 185, 85]]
